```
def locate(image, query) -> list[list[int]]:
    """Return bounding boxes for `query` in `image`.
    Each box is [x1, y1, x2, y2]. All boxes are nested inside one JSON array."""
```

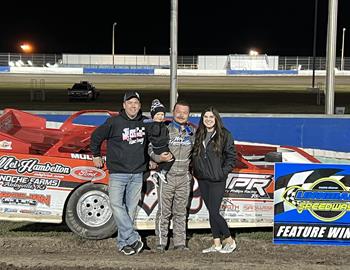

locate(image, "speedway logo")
[[282, 177, 350, 222], [0, 156, 71, 175], [274, 164, 350, 245], [71, 166, 106, 181]]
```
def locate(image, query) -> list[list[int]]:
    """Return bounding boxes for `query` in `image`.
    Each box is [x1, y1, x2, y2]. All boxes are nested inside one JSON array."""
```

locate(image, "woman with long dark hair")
[[192, 107, 237, 253]]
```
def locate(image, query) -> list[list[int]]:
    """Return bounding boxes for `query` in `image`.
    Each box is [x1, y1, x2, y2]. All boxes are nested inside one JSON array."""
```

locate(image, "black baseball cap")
[[123, 91, 140, 102]]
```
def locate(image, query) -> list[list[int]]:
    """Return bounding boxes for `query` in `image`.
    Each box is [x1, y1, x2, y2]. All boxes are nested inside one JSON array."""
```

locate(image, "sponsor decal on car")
[[19, 209, 52, 215], [0, 191, 51, 206], [141, 173, 159, 215], [0, 140, 12, 150], [2, 197, 37, 206], [0, 156, 71, 175], [0, 174, 60, 190], [70, 154, 107, 161], [226, 173, 273, 199], [221, 198, 240, 212], [70, 153, 93, 160], [0, 207, 18, 213], [70, 166, 106, 181], [243, 204, 273, 213], [141, 175, 203, 216]]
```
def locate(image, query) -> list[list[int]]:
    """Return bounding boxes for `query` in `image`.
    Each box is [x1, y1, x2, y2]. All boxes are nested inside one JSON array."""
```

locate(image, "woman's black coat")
[[192, 128, 236, 182]]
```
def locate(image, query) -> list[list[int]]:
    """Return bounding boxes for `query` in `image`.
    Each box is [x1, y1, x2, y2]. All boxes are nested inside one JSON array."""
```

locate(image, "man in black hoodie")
[[90, 91, 148, 256]]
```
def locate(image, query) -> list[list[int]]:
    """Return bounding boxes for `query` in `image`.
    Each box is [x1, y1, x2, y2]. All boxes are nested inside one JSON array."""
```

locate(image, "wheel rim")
[[76, 190, 113, 228]]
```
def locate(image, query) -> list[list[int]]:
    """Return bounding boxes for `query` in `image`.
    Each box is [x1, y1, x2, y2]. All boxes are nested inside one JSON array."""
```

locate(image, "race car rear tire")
[[65, 183, 117, 240]]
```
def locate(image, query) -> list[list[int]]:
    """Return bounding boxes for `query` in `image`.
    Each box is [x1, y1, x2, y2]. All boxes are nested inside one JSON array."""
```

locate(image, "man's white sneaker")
[[202, 245, 222, 254], [219, 241, 237, 253]]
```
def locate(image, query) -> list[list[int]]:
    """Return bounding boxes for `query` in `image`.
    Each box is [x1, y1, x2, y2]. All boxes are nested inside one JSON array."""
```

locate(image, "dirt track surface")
[[1, 73, 350, 86], [1, 74, 350, 113], [1, 233, 349, 270]]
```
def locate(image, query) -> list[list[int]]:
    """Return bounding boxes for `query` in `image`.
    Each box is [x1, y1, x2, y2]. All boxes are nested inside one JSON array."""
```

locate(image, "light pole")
[[112, 22, 117, 67], [341, 27, 346, 70], [325, 0, 338, 115], [170, 0, 178, 110], [311, 0, 318, 89]]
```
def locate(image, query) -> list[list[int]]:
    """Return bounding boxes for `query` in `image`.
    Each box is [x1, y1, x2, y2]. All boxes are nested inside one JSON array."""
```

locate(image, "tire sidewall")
[[65, 183, 116, 240]]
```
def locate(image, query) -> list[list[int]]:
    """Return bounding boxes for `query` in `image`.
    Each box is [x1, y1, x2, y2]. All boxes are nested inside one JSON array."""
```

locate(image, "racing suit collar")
[[171, 120, 193, 135]]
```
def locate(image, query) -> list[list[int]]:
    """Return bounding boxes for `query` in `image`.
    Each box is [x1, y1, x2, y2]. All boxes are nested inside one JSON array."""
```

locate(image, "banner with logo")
[[274, 163, 350, 246]]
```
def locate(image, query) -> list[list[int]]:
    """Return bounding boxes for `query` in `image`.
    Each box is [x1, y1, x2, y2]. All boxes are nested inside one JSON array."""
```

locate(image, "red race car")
[[0, 109, 319, 239]]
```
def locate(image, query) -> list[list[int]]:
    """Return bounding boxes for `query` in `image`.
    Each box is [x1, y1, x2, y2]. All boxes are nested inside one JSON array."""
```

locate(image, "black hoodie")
[[90, 110, 149, 174]]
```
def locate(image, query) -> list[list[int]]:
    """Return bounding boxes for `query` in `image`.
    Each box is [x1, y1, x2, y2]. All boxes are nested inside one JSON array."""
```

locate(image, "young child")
[[148, 99, 174, 184]]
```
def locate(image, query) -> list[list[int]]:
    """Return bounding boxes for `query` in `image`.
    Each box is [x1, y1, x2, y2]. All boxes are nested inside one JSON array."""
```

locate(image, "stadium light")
[[249, 50, 259, 56], [20, 43, 33, 53]]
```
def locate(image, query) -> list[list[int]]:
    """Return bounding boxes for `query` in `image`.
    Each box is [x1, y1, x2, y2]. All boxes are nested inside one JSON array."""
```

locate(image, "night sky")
[[1, 1, 349, 56]]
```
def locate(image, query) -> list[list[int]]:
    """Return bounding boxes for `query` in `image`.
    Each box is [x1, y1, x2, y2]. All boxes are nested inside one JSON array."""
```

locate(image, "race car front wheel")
[[65, 183, 117, 240]]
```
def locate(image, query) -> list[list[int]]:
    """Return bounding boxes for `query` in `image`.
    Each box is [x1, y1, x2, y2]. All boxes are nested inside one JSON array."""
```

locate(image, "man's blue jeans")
[[108, 173, 143, 250]]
